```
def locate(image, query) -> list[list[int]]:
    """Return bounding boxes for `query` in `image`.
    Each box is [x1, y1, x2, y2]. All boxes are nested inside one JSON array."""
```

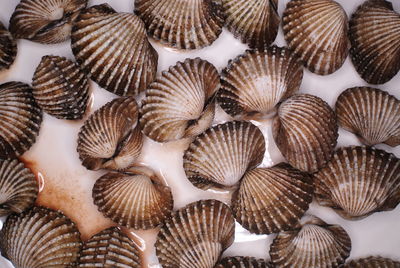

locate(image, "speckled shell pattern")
[[344, 256, 400, 268], [218, 46, 303, 119], [314, 146, 400, 220], [71, 4, 158, 96], [0, 21, 17, 71], [155, 199, 235, 268], [349, 0, 400, 84], [140, 58, 219, 142], [282, 0, 349, 75], [215, 256, 273, 268]]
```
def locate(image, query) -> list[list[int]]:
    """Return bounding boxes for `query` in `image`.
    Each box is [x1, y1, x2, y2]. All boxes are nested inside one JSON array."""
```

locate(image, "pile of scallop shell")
[[0, 0, 400, 267]]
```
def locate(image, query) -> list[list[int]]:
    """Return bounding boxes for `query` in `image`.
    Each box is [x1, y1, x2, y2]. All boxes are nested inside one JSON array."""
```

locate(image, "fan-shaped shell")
[[77, 97, 143, 171], [0, 206, 82, 268], [0, 21, 17, 71], [134, 0, 225, 50], [215, 256, 273, 268], [140, 58, 219, 142], [32, 55, 90, 120], [282, 0, 349, 75], [0, 82, 43, 159], [71, 4, 158, 96], [272, 94, 338, 173], [155, 199, 235, 268], [314, 146, 400, 219], [349, 0, 400, 84], [218, 46, 303, 119], [269, 215, 351, 268], [345, 256, 400, 268], [9, 0, 87, 44], [183, 121, 265, 190]]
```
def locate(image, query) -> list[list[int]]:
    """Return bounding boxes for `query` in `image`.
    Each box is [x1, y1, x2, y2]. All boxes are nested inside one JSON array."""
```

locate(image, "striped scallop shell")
[[9, 0, 87, 44], [0, 206, 82, 268], [32, 55, 90, 120], [0, 82, 43, 159], [218, 46, 303, 119], [314, 146, 400, 219], [349, 0, 400, 84], [140, 58, 219, 142], [77, 97, 143, 171], [232, 163, 313, 235], [345, 256, 400, 268], [282, 0, 349, 75], [0, 21, 17, 71], [269, 215, 351, 268], [215, 256, 273, 268], [183, 121, 265, 190], [335, 87, 400, 147], [0, 159, 38, 217], [272, 94, 338, 173], [155, 199, 235, 268], [71, 4, 158, 96]]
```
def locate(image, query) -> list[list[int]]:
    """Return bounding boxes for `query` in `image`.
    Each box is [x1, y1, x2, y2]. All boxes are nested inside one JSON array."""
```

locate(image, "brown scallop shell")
[[155, 199, 235, 268], [215, 256, 273, 268], [71, 4, 158, 96], [282, 0, 349, 75], [0, 21, 17, 71], [345, 256, 400, 268], [314, 146, 400, 219], [140, 58, 219, 142]]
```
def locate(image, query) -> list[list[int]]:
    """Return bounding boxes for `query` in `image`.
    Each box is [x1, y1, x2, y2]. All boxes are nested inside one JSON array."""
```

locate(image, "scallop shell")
[[313, 146, 400, 219], [282, 0, 349, 75], [32, 55, 90, 120], [349, 0, 400, 84], [218, 46, 303, 119], [9, 0, 87, 44], [140, 58, 219, 142], [272, 94, 338, 173], [269, 215, 351, 268], [155, 199, 235, 268], [0, 21, 17, 71], [232, 163, 313, 235], [0, 206, 82, 267], [71, 4, 158, 96], [77, 97, 143, 170], [345, 256, 400, 268], [78, 227, 142, 267], [183, 121, 265, 190], [215, 256, 273, 268], [335, 87, 400, 147], [0, 82, 43, 159]]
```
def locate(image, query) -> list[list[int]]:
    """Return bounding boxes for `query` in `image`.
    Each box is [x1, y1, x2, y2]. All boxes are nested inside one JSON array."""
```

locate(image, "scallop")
[[345, 256, 400, 268], [0, 82, 43, 159], [0, 206, 82, 268], [155, 199, 235, 268], [349, 0, 400, 84], [32, 55, 90, 120], [71, 4, 158, 96], [0, 21, 17, 71], [9, 0, 87, 44], [77, 97, 143, 171], [215, 256, 273, 268], [218, 46, 303, 119], [140, 58, 219, 142], [282, 0, 349, 75], [314, 146, 400, 219], [183, 121, 265, 190], [269, 215, 351, 268], [335, 87, 400, 147], [272, 94, 338, 173]]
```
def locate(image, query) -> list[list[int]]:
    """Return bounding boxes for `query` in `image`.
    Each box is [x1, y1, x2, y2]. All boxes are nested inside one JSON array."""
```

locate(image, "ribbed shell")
[[77, 97, 143, 171], [269, 215, 351, 268], [0, 21, 17, 71], [71, 4, 158, 96], [9, 0, 87, 44], [232, 163, 313, 235], [78, 227, 142, 267], [345, 256, 400, 268], [155, 199, 235, 268], [32, 55, 90, 120], [140, 58, 219, 142], [335, 87, 400, 147], [0, 82, 43, 159], [183, 121, 266, 190], [349, 0, 400, 84], [134, 0, 225, 50], [314, 146, 400, 219], [282, 0, 349, 75], [218, 46, 303, 119], [215, 256, 273, 268], [0, 206, 82, 268], [272, 94, 338, 173]]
